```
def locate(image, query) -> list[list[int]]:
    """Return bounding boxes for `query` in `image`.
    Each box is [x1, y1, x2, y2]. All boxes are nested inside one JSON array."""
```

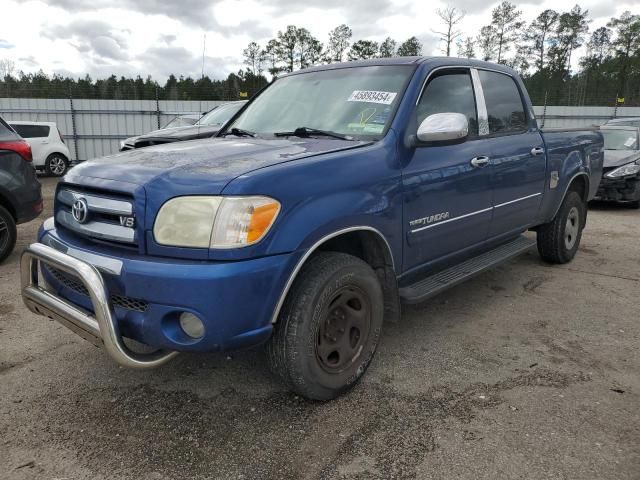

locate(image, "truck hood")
[[604, 150, 640, 168], [67, 137, 369, 194]]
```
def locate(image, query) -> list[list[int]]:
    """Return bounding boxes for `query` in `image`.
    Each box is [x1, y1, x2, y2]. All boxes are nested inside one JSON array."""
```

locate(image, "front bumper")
[[21, 223, 302, 366], [595, 174, 640, 203]]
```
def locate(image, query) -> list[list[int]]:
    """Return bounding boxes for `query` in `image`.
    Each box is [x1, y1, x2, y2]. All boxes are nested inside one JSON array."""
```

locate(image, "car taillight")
[[58, 128, 65, 144], [0, 140, 33, 162]]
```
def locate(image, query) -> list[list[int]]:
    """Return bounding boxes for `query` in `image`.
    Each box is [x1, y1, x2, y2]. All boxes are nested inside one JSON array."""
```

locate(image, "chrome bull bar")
[[20, 243, 178, 369]]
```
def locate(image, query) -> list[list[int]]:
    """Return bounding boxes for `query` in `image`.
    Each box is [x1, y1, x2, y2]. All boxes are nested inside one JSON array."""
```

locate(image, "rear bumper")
[[22, 223, 302, 363], [595, 175, 640, 203]]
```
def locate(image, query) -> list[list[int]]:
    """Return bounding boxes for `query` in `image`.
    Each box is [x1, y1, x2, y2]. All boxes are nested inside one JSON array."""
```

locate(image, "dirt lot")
[[1, 176, 639, 480]]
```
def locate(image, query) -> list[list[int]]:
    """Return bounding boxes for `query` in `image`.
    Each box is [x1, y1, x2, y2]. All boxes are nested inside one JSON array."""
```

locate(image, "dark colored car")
[[0, 116, 43, 261], [595, 125, 640, 208], [120, 101, 246, 151]]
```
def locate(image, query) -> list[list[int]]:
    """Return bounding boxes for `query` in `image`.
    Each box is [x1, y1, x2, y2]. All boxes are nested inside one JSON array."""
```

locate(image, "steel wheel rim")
[[316, 286, 371, 373], [50, 156, 66, 175], [564, 206, 580, 250], [0, 216, 8, 252]]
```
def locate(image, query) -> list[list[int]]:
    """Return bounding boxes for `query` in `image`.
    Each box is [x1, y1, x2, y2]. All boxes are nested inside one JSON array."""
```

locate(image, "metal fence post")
[[69, 88, 79, 162], [541, 91, 548, 129], [613, 93, 619, 119], [155, 86, 161, 130]]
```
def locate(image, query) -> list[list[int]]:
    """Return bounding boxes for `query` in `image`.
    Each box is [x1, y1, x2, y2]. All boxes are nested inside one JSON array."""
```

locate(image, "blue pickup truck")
[[21, 58, 603, 400]]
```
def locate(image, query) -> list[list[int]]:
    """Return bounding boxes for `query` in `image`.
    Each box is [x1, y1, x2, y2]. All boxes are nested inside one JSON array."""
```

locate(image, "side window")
[[417, 71, 478, 137], [478, 71, 527, 134], [11, 124, 50, 138]]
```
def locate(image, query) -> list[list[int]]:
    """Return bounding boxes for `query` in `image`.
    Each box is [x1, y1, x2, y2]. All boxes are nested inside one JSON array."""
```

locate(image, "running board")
[[399, 236, 536, 304]]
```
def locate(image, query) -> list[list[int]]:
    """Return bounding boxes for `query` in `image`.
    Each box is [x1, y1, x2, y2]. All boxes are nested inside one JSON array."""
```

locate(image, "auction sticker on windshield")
[[348, 90, 397, 105]]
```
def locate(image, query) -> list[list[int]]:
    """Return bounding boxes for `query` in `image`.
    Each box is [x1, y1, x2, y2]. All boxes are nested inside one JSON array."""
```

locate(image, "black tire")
[[267, 252, 384, 401], [45, 153, 69, 177], [0, 205, 17, 263], [537, 191, 586, 264], [629, 200, 640, 209]]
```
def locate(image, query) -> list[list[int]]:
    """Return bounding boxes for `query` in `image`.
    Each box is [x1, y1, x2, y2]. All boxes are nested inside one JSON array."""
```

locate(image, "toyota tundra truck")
[[20, 58, 603, 400]]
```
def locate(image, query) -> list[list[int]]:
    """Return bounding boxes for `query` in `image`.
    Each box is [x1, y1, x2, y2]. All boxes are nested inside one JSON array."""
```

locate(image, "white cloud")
[[2, 0, 637, 81]]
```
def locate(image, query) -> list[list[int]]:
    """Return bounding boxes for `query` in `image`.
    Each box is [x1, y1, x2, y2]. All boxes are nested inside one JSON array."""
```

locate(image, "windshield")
[[228, 66, 414, 139], [602, 129, 639, 151], [164, 116, 198, 129], [197, 103, 244, 127]]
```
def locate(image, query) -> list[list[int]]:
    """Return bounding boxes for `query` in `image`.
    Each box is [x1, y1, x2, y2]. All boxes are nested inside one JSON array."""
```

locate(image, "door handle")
[[531, 147, 545, 156], [470, 156, 490, 168]]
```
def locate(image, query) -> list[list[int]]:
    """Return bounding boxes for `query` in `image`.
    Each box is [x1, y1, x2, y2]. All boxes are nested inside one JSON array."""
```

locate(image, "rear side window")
[[479, 70, 527, 134], [11, 124, 50, 138], [417, 71, 478, 136], [0, 117, 19, 141]]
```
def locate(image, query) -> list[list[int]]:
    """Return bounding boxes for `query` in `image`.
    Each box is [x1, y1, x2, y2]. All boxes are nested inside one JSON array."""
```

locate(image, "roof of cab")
[[284, 56, 518, 77]]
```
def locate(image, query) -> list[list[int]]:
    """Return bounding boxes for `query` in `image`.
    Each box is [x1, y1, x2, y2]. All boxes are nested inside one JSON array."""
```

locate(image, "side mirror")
[[416, 112, 469, 143]]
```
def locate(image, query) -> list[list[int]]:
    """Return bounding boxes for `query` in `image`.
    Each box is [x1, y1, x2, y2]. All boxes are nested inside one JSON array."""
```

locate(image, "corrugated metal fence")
[[0, 98, 227, 161], [1, 98, 640, 161]]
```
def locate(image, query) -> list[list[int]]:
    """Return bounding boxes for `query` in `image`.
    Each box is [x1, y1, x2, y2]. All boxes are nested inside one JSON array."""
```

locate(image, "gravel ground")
[[1, 176, 639, 480]]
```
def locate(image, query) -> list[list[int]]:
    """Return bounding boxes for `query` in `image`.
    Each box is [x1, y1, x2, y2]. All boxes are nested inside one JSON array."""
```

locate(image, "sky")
[[1, 0, 637, 82]]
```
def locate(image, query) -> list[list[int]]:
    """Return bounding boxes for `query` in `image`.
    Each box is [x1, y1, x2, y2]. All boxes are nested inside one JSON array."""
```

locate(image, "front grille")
[[56, 187, 137, 247], [45, 266, 149, 313]]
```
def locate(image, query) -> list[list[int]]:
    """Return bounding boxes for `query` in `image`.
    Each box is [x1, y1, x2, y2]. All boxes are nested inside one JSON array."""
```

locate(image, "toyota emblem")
[[71, 198, 89, 224]]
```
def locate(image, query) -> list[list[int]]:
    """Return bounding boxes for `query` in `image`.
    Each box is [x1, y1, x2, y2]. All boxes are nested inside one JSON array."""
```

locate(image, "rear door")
[[402, 68, 494, 271], [476, 70, 547, 239], [11, 124, 50, 167]]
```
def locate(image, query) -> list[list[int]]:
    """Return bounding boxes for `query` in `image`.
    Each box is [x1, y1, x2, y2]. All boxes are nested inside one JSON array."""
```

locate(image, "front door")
[[402, 68, 493, 272]]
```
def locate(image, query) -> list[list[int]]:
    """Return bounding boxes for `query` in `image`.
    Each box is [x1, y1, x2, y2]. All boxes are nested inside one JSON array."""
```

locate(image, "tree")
[[379, 37, 397, 58], [242, 42, 261, 76], [525, 9, 559, 70], [397, 36, 422, 56], [607, 11, 640, 95], [296, 28, 323, 69], [327, 24, 352, 62], [348, 40, 379, 60], [0, 59, 15, 80], [489, 1, 524, 64], [552, 5, 590, 74], [432, 6, 466, 56], [456, 37, 475, 58], [477, 26, 499, 61], [587, 27, 612, 64], [276, 26, 299, 73], [263, 39, 281, 77]]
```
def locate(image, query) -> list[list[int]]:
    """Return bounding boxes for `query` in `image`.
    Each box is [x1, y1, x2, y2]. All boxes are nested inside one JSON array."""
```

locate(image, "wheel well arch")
[[46, 151, 69, 161], [567, 173, 589, 203], [271, 227, 401, 324]]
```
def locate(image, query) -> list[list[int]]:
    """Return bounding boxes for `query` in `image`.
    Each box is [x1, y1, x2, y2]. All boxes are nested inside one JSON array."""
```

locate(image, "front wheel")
[[45, 154, 69, 177], [267, 252, 384, 401], [537, 191, 586, 264]]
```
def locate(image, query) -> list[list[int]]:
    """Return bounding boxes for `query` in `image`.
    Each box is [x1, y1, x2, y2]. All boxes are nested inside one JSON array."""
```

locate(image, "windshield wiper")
[[221, 127, 255, 137], [274, 127, 352, 141]]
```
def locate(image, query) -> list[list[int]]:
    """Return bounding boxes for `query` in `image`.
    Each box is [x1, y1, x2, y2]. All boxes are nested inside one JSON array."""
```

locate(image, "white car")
[[9, 121, 71, 176]]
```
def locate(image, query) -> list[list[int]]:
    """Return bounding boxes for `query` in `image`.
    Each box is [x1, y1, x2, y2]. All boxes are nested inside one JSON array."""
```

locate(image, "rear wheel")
[[45, 153, 69, 177], [629, 200, 640, 209], [267, 252, 384, 401], [0, 205, 17, 263], [537, 191, 586, 264]]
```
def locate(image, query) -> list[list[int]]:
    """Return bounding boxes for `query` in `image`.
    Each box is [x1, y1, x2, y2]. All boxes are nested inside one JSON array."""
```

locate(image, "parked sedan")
[[9, 121, 71, 176], [120, 101, 246, 151], [0, 116, 43, 261], [595, 125, 640, 208]]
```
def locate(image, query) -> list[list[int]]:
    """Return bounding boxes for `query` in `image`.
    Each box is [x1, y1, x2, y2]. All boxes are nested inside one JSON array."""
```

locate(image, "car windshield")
[[197, 103, 243, 127], [164, 116, 198, 129], [602, 129, 639, 151], [228, 65, 414, 139]]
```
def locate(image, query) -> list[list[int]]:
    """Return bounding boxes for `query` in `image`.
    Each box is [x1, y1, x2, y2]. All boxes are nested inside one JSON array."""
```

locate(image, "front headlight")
[[153, 196, 280, 249], [606, 162, 640, 178]]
